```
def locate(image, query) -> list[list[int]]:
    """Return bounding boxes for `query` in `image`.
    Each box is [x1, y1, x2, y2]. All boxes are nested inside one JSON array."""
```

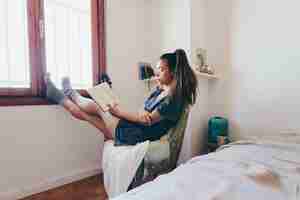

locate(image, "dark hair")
[[160, 49, 198, 107]]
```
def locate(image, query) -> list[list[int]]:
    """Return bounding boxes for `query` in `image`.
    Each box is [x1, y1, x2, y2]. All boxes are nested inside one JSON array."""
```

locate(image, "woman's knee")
[[63, 98, 86, 120], [68, 105, 86, 120], [78, 101, 100, 115]]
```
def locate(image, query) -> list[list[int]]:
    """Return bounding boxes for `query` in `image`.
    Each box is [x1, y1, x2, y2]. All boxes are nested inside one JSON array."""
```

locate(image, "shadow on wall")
[[205, 0, 241, 140], [207, 0, 300, 140]]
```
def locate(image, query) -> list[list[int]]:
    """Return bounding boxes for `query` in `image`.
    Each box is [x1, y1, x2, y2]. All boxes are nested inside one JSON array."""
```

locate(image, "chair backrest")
[[129, 107, 190, 189], [167, 107, 190, 169]]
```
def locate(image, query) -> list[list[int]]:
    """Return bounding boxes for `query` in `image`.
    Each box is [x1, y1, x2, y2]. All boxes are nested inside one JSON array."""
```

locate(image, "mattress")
[[112, 140, 300, 200]]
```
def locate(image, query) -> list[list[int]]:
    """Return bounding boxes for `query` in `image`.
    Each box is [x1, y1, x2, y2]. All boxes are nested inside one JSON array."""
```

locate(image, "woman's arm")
[[108, 105, 161, 126]]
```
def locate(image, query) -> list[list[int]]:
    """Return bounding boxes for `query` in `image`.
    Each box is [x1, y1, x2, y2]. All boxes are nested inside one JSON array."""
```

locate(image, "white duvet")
[[112, 141, 300, 200]]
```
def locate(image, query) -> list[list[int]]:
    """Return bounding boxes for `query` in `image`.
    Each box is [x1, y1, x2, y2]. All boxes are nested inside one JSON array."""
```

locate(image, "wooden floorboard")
[[20, 174, 108, 200]]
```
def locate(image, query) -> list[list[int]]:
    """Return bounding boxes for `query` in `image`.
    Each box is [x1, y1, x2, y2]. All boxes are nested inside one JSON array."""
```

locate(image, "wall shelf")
[[194, 70, 219, 80]]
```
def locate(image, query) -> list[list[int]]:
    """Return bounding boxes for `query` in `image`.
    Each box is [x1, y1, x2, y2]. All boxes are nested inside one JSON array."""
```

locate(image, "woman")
[[45, 49, 197, 145]]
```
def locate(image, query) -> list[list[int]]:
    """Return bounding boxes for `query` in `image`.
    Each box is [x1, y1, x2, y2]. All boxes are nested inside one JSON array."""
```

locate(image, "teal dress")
[[114, 87, 183, 146]]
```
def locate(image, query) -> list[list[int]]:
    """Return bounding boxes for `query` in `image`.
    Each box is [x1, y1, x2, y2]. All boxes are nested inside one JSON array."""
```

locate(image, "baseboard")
[[0, 166, 102, 200]]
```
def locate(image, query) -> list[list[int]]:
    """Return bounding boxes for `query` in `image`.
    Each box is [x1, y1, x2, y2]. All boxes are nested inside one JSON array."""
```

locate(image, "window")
[[0, 0, 106, 106], [44, 0, 92, 89], [0, 0, 31, 94]]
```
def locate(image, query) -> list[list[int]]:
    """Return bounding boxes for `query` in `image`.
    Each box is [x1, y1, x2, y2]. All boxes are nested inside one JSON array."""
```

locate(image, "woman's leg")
[[62, 98, 113, 140], [44, 74, 113, 140], [62, 77, 100, 116]]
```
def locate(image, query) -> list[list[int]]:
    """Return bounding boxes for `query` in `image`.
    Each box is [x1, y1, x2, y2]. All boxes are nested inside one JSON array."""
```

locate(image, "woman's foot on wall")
[[62, 77, 80, 101], [44, 73, 66, 105], [62, 77, 95, 109]]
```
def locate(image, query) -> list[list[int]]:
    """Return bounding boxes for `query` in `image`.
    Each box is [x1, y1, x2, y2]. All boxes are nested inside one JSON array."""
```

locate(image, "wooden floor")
[[20, 174, 108, 200]]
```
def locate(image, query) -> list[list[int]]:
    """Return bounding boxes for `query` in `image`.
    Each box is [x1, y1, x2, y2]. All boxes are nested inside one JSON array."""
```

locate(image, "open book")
[[87, 82, 119, 112]]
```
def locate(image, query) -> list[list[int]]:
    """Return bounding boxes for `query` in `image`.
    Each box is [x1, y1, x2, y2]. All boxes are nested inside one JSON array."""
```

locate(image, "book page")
[[87, 82, 119, 112]]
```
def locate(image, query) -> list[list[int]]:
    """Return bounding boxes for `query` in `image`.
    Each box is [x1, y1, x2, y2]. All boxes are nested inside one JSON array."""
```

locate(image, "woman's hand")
[[107, 104, 121, 117], [138, 111, 152, 126]]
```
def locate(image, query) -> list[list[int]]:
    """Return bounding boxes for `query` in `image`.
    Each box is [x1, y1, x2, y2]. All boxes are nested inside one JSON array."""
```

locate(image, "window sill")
[[0, 90, 90, 106], [0, 96, 54, 106]]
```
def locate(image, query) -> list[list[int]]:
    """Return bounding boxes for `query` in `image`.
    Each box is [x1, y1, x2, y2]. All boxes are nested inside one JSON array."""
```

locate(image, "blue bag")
[[208, 117, 229, 144]]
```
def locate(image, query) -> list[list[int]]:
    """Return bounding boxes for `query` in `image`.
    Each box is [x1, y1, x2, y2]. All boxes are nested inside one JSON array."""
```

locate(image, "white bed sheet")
[[112, 141, 300, 200]]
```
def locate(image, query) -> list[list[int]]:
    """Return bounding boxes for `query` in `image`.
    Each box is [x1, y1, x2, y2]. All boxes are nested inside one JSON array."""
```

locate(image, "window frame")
[[0, 0, 106, 106]]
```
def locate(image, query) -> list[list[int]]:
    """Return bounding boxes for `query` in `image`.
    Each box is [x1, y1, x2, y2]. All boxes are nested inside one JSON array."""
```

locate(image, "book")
[[87, 82, 119, 112]]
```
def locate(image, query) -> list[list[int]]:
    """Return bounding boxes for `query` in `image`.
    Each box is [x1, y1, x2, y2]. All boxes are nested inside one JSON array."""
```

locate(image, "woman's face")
[[156, 59, 174, 85]]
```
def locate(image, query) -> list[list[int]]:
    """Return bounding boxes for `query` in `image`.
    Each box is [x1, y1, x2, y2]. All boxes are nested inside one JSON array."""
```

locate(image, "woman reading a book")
[[45, 49, 197, 145]]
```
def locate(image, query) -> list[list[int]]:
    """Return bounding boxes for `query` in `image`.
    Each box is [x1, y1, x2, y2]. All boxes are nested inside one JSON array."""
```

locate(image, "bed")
[[112, 139, 300, 200]]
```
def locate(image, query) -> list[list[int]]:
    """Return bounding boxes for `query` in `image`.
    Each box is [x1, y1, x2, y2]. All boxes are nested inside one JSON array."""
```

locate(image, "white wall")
[[205, 0, 300, 140], [0, 106, 103, 199], [0, 1, 151, 199], [106, 0, 152, 111], [187, 0, 210, 158], [149, 0, 191, 55], [147, 0, 210, 162]]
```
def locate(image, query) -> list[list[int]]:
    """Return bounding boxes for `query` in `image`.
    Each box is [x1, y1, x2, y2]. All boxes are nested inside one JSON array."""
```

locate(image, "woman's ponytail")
[[160, 49, 198, 107], [173, 49, 198, 107]]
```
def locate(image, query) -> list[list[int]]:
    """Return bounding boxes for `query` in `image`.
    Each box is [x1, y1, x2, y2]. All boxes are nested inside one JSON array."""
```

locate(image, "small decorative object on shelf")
[[199, 64, 215, 75], [194, 48, 207, 69], [193, 48, 216, 77]]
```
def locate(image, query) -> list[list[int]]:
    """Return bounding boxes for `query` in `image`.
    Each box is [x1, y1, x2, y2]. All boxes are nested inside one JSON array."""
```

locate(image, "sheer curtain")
[[44, 0, 93, 89], [0, 0, 30, 88]]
